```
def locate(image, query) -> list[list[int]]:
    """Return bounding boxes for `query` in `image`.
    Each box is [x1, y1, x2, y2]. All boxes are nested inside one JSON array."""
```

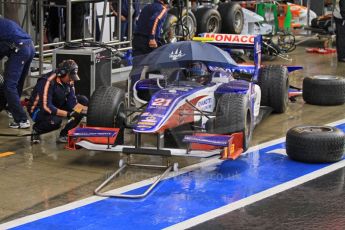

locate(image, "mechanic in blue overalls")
[[129, 0, 169, 94], [132, 0, 169, 56], [27, 59, 88, 144], [0, 17, 35, 129]]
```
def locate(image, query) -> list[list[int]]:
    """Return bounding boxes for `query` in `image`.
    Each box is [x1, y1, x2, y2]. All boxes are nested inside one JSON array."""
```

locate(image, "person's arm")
[[65, 83, 79, 112], [149, 4, 168, 47], [41, 74, 68, 117]]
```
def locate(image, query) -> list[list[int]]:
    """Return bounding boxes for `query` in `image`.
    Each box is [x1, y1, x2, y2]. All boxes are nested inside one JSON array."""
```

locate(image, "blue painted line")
[[10, 123, 345, 230]]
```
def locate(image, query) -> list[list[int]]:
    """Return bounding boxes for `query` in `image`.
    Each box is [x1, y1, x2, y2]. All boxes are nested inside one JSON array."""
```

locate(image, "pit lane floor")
[[0, 40, 345, 229]]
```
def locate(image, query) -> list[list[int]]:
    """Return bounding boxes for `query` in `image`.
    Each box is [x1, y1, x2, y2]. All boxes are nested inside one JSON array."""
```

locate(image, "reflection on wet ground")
[[0, 39, 345, 224]]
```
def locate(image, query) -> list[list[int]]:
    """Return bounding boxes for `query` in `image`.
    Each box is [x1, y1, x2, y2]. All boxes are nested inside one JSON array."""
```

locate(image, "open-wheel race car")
[[67, 34, 301, 198]]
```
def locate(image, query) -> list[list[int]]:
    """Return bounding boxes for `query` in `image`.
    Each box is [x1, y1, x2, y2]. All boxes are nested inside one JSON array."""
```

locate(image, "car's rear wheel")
[[213, 93, 253, 152], [87, 86, 125, 144], [258, 65, 289, 113]]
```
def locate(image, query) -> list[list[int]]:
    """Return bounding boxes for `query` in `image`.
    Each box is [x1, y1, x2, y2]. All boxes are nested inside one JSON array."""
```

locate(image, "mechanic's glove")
[[149, 39, 158, 48], [67, 111, 80, 119]]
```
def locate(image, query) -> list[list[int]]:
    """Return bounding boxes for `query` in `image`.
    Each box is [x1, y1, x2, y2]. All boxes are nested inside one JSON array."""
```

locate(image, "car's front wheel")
[[87, 86, 125, 144], [212, 93, 253, 152]]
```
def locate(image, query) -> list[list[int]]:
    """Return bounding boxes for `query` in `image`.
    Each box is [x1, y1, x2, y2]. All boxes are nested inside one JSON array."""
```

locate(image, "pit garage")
[[0, 0, 345, 229]]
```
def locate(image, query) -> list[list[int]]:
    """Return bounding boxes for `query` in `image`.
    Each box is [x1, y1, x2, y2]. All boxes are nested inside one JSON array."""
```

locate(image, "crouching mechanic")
[[27, 59, 88, 144]]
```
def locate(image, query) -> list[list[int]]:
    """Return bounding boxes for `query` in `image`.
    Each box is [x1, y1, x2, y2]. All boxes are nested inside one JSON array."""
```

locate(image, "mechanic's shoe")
[[6, 110, 13, 119], [57, 135, 68, 143], [9, 120, 30, 129], [31, 129, 41, 144]]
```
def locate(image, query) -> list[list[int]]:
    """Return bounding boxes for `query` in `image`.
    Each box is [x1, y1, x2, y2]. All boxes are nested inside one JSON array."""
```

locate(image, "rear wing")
[[194, 33, 262, 80]]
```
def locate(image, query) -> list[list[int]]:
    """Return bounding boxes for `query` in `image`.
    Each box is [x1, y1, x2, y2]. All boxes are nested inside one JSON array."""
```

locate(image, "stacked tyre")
[[163, 2, 244, 43]]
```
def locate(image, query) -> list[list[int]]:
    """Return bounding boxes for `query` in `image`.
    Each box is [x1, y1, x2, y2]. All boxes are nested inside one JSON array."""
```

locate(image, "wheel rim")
[[207, 16, 219, 33], [183, 15, 195, 38], [234, 11, 242, 30], [312, 75, 340, 80], [296, 126, 333, 133]]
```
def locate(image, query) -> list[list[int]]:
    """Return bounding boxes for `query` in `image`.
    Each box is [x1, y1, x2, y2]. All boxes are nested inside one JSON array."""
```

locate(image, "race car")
[[68, 34, 298, 161]]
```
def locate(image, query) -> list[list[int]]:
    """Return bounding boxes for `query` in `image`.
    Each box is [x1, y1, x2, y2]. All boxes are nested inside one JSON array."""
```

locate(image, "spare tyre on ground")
[[303, 75, 345, 106], [286, 125, 345, 163]]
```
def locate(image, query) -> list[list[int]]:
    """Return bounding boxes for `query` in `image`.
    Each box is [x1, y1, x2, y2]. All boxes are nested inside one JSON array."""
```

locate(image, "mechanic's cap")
[[58, 59, 80, 81]]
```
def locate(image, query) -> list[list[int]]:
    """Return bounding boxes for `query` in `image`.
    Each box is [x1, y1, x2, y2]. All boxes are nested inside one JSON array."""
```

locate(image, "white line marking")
[[1, 118, 345, 229], [266, 148, 287, 156], [164, 159, 345, 230]]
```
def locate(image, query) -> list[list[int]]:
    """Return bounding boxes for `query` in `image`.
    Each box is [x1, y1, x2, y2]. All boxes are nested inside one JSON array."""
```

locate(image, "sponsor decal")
[[203, 33, 255, 44], [141, 116, 157, 122], [169, 49, 186, 60], [73, 132, 116, 137], [196, 98, 214, 111], [208, 65, 255, 74], [138, 121, 156, 126]]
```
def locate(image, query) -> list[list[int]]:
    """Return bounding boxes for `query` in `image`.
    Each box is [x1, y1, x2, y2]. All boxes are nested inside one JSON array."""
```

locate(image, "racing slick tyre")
[[0, 73, 5, 112], [162, 14, 179, 43], [87, 86, 125, 144], [218, 2, 244, 34], [169, 8, 197, 40], [286, 125, 345, 163], [164, 123, 195, 148], [302, 75, 345, 106], [213, 93, 253, 151], [258, 65, 289, 113], [194, 8, 221, 34]]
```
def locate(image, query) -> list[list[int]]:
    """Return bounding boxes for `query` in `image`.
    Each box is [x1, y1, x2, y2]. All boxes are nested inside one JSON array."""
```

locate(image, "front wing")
[[67, 126, 244, 160]]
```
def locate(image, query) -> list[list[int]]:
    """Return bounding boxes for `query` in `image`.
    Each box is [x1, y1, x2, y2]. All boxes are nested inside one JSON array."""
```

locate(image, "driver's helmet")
[[188, 62, 210, 85]]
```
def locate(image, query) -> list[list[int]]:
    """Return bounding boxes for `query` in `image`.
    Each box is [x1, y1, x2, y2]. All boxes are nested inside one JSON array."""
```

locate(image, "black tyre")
[[0, 73, 6, 112], [169, 8, 197, 39], [303, 75, 345, 106], [162, 14, 179, 43], [164, 123, 195, 148], [87, 86, 125, 143], [286, 125, 345, 163], [213, 93, 253, 151], [258, 65, 289, 113], [194, 8, 222, 34], [218, 2, 244, 34]]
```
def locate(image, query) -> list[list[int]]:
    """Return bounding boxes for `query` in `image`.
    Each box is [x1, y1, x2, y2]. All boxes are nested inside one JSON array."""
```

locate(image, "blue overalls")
[[27, 72, 88, 136], [130, 0, 168, 90], [132, 0, 168, 56], [0, 18, 35, 123]]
